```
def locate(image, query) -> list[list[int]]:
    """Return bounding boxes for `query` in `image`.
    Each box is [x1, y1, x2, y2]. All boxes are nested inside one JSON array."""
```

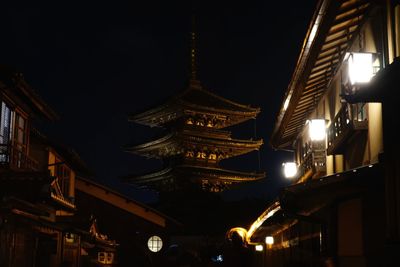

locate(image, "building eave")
[[177, 165, 266, 182], [125, 131, 263, 159], [75, 177, 182, 228], [271, 0, 372, 149], [129, 84, 260, 127]]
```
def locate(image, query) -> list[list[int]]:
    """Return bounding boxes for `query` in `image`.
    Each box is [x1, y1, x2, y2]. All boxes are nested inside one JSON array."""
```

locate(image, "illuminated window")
[[148, 236, 163, 252], [65, 233, 75, 243], [98, 252, 114, 264], [195, 120, 205, 126], [208, 153, 217, 160], [98, 252, 105, 263], [185, 151, 194, 158], [48, 151, 75, 198], [186, 118, 194, 125], [196, 152, 206, 159]]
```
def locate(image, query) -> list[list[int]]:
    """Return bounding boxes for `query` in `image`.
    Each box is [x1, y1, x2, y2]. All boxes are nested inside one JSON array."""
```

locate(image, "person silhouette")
[[223, 232, 251, 267]]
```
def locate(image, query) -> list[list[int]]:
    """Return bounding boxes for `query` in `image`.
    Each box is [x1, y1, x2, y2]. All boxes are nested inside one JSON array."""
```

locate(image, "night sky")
[[1, 1, 317, 203]]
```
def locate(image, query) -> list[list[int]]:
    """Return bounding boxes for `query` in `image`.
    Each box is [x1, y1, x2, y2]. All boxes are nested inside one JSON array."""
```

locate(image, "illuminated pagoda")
[[123, 29, 264, 193]]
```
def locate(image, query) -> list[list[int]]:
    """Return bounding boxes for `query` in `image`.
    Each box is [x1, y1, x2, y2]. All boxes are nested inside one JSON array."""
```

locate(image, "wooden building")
[[74, 176, 181, 267], [0, 65, 81, 267], [123, 31, 265, 193], [0, 65, 176, 267], [239, 0, 400, 266]]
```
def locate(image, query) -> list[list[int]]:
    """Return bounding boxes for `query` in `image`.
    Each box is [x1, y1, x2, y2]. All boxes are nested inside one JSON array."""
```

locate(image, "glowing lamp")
[[265, 236, 274, 245], [308, 119, 326, 141], [282, 162, 298, 179], [147, 236, 163, 252], [255, 244, 264, 252], [348, 52, 373, 85]]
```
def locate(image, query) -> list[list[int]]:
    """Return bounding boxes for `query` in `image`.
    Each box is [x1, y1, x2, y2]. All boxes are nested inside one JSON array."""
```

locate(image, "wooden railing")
[[0, 143, 39, 171], [298, 141, 326, 182], [327, 103, 368, 155]]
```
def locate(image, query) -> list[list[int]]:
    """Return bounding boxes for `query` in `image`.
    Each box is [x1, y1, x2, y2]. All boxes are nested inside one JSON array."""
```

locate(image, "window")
[[147, 236, 163, 252], [98, 252, 114, 264], [208, 153, 217, 160], [48, 151, 74, 199], [13, 112, 28, 161], [0, 101, 13, 162]]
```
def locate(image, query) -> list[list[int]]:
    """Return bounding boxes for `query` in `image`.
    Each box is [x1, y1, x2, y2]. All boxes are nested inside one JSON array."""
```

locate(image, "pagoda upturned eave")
[[129, 84, 260, 128], [124, 132, 263, 159], [120, 167, 175, 185], [176, 165, 265, 182], [121, 165, 265, 185]]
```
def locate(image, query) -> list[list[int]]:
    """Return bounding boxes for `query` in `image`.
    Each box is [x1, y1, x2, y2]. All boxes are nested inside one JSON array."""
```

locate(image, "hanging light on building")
[[255, 244, 264, 251], [265, 236, 274, 245], [348, 52, 374, 85], [308, 119, 326, 141], [282, 162, 298, 179]]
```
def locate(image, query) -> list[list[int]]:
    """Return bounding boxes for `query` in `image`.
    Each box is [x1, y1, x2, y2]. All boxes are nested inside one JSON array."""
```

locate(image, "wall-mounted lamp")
[[265, 236, 274, 245], [347, 52, 374, 85], [255, 244, 264, 252], [282, 162, 298, 179], [308, 119, 326, 141]]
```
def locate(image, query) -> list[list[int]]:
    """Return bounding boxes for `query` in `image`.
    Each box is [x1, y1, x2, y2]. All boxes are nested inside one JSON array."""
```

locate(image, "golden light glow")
[[246, 202, 280, 244], [255, 244, 264, 251], [348, 52, 373, 85], [147, 236, 163, 252], [308, 119, 326, 141], [226, 227, 248, 242], [282, 162, 297, 178], [283, 97, 290, 111], [309, 24, 318, 43], [265, 236, 274, 245]]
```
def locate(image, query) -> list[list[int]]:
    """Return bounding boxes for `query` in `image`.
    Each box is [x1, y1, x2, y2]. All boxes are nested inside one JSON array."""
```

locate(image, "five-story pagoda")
[[123, 30, 264, 193]]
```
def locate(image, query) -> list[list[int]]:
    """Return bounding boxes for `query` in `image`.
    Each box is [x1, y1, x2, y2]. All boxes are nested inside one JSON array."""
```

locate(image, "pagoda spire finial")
[[190, 15, 199, 85]]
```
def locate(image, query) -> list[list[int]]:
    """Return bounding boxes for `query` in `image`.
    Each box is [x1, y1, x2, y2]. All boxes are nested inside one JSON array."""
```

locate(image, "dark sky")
[[1, 1, 317, 203]]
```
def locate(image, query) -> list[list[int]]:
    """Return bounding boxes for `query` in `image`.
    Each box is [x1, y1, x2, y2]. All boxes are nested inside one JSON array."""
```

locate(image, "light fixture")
[[147, 235, 163, 252], [265, 236, 274, 245], [308, 119, 326, 141], [348, 52, 374, 85], [255, 244, 264, 251], [282, 162, 298, 179]]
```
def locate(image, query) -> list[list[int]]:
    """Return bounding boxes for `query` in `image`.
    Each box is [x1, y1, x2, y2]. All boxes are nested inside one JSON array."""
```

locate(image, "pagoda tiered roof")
[[124, 29, 264, 192], [121, 165, 265, 192], [124, 128, 263, 159], [129, 80, 260, 129]]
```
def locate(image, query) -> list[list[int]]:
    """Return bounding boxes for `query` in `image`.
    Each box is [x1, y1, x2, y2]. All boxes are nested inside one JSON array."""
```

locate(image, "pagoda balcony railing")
[[0, 143, 39, 171], [298, 141, 326, 182], [327, 103, 368, 155]]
